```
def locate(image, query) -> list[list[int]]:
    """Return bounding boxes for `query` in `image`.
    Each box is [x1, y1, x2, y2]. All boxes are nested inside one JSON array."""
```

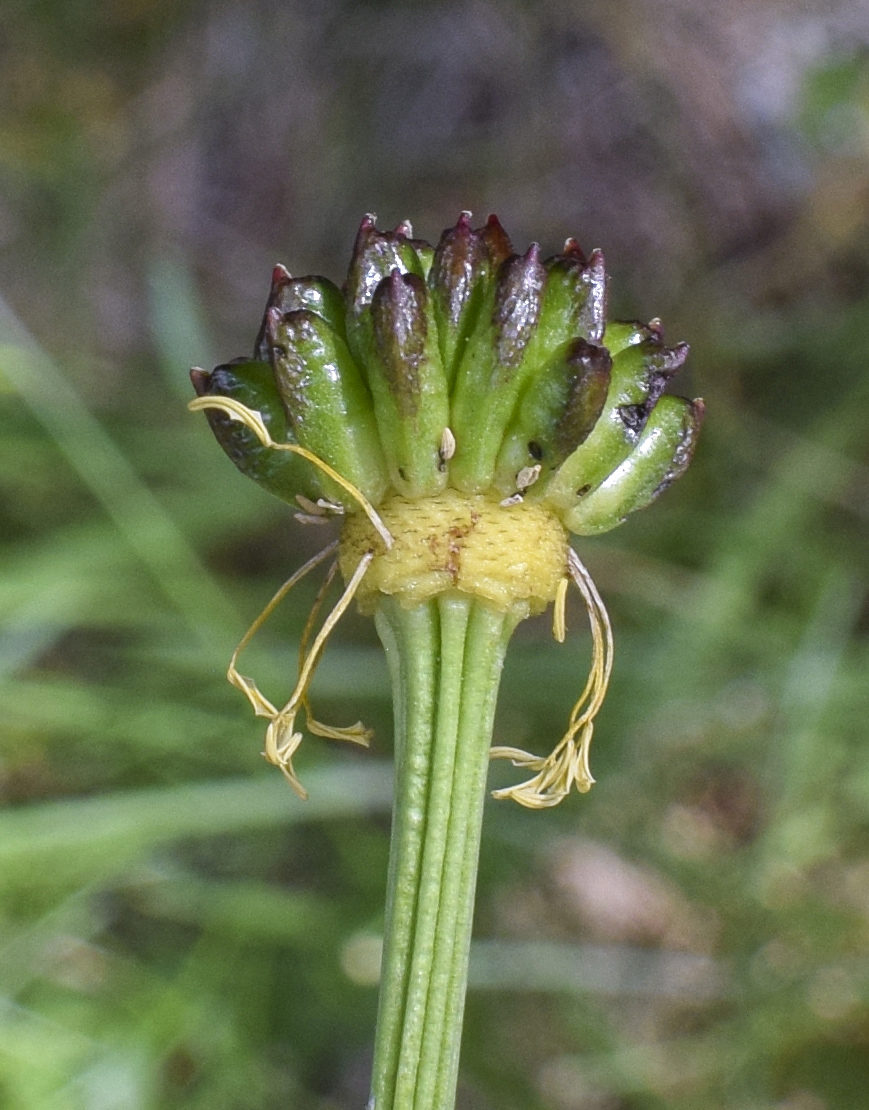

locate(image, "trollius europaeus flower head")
[[190, 213, 703, 806]]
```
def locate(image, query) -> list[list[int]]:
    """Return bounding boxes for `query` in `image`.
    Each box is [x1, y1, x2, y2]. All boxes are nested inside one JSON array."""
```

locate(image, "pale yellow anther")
[[223, 537, 375, 799], [297, 559, 373, 748], [439, 426, 457, 462], [296, 493, 327, 515], [262, 550, 375, 796], [516, 464, 542, 491], [553, 577, 569, 643], [227, 542, 338, 719], [490, 547, 612, 808], [264, 715, 304, 793], [294, 512, 334, 526]]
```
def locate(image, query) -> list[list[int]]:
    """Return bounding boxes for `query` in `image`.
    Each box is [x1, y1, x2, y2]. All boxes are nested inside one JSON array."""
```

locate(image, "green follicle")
[[343, 215, 427, 369], [267, 307, 389, 508], [563, 394, 705, 534], [427, 213, 513, 389], [449, 246, 548, 492], [544, 325, 691, 517], [254, 267, 347, 360], [491, 245, 547, 372], [552, 339, 614, 460], [537, 244, 607, 348], [428, 214, 492, 386], [348, 216, 427, 297], [492, 337, 612, 497], [487, 245, 607, 496], [371, 271, 431, 414], [601, 318, 653, 357], [190, 359, 323, 504], [475, 213, 514, 268], [368, 269, 450, 499], [449, 242, 610, 496]]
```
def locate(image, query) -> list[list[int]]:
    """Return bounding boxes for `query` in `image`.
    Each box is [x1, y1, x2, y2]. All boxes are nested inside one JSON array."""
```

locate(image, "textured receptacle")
[[339, 489, 568, 615]]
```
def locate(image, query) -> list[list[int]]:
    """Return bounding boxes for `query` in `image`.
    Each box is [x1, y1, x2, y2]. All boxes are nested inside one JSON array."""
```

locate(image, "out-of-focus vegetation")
[[2, 1, 869, 1107]]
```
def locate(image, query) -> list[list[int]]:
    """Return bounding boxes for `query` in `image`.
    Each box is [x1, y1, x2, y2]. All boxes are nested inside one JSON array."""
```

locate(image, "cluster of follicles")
[[189, 213, 703, 806]]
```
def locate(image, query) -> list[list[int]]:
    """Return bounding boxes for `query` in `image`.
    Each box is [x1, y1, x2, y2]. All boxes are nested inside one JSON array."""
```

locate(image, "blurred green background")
[[2, 1, 869, 1107]]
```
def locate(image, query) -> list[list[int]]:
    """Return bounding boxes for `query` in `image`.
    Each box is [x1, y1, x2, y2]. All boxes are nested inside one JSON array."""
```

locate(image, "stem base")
[[371, 595, 524, 1110]]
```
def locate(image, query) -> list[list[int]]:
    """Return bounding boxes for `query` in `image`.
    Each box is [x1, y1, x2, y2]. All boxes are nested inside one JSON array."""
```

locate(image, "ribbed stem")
[[370, 595, 524, 1110]]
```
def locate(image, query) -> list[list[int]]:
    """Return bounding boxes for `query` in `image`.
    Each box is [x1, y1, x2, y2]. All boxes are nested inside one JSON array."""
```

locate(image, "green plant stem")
[[371, 594, 525, 1110]]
